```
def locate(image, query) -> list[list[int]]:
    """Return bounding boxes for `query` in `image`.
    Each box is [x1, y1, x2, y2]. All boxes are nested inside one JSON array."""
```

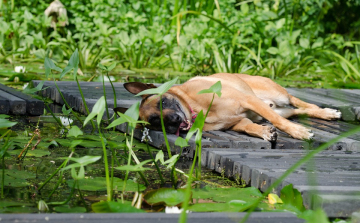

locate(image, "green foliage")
[[0, 115, 17, 128], [92, 201, 145, 213], [107, 102, 147, 130], [135, 77, 179, 97], [300, 209, 330, 223], [143, 188, 188, 206], [197, 81, 222, 97], [67, 126, 83, 138], [115, 160, 152, 172], [83, 96, 105, 126], [2, 0, 358, 86], [0, 169, 36, 187], [67, 177, 146, 192], [280, 184, 306, 214]]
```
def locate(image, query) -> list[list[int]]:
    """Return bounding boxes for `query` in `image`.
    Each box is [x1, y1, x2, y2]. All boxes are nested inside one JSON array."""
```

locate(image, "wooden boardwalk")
[[0, 84, 44, 115], [11, 80, 360, 217]]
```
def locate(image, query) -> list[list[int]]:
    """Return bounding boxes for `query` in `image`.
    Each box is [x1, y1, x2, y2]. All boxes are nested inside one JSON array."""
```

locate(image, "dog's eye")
[[162, 98, 167, 106]]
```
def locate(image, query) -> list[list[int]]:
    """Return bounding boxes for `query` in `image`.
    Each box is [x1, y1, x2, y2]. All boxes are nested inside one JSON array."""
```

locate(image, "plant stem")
[[159, 95, 172, 158], [102, 74, 110, 121], [39, 148, 74, 191], [107, 71, 117, 131], [99, 123, 111, 201], [0, 129, 11, 140], [110, 147, 115, 199], [47, 172, 63, 199], [62, 180, 77, 205], [54, 81, 83, 124], [179, 143, 200, 223], [75, 76, 96, 129], [1, 157, 4, 198], [159, 95, 178, 186], [146, 142, 165, 185], [44, 103, 63, 128], [77, 182, 88, 212]]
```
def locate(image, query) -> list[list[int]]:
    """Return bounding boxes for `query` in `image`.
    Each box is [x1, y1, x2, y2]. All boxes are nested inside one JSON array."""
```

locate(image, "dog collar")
[[189, 105, 197, 123]]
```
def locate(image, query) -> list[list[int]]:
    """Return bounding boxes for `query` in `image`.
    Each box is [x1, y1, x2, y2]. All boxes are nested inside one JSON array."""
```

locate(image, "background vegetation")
[[1, 0, 360, 87]]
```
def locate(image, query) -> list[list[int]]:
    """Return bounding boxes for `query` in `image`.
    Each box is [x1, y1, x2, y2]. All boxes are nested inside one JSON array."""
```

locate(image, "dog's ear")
[[114, 107, 128, 116], [124, 82, 157, 98]]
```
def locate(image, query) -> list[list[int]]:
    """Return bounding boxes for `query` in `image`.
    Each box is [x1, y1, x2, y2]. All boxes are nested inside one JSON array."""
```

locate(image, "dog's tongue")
[[175, 128, 180, 136], [175, 120, 191, 136]]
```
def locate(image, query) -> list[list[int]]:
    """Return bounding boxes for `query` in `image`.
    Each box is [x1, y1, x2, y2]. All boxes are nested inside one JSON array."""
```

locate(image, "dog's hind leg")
[[288, 95, 341, 120], [231, 118, 277, 142], [241, 95, 314, 140]]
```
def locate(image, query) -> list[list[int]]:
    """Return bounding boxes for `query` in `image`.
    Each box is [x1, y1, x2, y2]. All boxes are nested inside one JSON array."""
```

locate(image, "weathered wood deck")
[[3, 80, 360, 218], [0, 84, 44, 115]]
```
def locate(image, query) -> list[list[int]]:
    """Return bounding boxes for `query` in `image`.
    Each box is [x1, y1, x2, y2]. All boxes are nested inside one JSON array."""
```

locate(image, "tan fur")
[[127, 73, 341, 141]]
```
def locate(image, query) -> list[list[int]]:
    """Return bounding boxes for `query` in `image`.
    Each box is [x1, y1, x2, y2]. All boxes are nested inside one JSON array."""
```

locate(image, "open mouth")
[[175, 119, 192, 136], [174, 103, 192, 136]]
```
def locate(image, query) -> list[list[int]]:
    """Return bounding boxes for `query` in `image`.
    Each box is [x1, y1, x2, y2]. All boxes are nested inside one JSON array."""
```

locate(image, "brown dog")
[[123, 73, 341, 142]]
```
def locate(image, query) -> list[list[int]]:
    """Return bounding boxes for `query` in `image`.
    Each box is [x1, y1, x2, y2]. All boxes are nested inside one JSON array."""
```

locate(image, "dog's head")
[[121, 82, 193, 135]]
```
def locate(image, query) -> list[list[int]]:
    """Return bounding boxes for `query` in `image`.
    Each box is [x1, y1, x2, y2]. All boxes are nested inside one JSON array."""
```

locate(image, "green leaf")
[[188, 201, 249, 212], [143, 188, 188, 206], [0, 201, 33, 208], [92, 201, 145, 213], [67, 126, 83, 138], [59, 49, 79, 79], [61, 155, 102, 171], [155, 150, 164, 164], [107, 62, 117, 72], [280, 184, 305, 213], [185, 110, 205, 142], [124, 101, 140, 121], [44, 57, 63, 78], [115, 160, 152, 172], [70, 140, 83, 148], [0, 169, 36, 187], [197, 81, 222, 97], [53, 205, 86, 213], [67, 177, 145, 192], [241, 3, 249, 14], [136, 77, 178, 96], [0, 118, 17, 128], [266, 47, 279, 55], [163, 154, 179, 168], [98, 63, 107, 70], [192, 186, 262, 203], [107, 102, 147, 130], [62, 104, 72, 115], [84, 96, 106, 126], [299, 38, 310, 49], [312, 38, 324, 49], [175, 137, 189, 148], [71, 165, 85, 180], [8, 149, 51, 157], [23, 81, 45, 94], [300, 209, 330, 223]]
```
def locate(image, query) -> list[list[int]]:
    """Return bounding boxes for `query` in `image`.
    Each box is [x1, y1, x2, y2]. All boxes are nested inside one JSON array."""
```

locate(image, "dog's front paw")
[[262, 126, 277, 142], [322, 108, 341, 120], [288, 124, 314, 140]]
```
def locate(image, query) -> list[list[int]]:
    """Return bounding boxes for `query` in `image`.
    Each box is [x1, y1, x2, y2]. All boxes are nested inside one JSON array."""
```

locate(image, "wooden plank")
[[0, 84, 44, 115], [0, 89, 26, 115], [286, 88, 357, 121], [0, 212, 305, 223], [0, 95, 10, 114]]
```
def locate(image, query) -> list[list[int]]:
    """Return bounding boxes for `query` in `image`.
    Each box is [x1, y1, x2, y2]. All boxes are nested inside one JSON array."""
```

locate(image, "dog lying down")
[[120, 73, 341, 142]]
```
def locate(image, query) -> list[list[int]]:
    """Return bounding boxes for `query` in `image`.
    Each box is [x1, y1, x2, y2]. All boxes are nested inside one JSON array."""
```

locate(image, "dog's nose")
[[169, 113, 182, 124]]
